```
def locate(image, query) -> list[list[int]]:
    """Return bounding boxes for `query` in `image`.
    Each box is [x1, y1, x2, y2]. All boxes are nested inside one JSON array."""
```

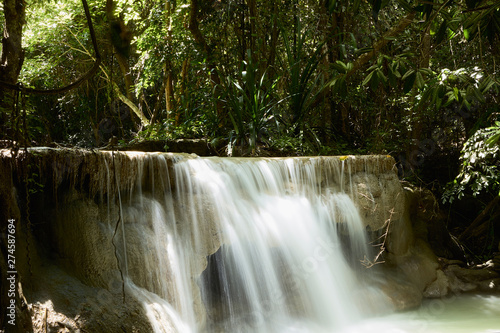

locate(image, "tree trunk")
[[164, 61, 175, 122], [106, 0, 141, 128], [247, 0, 258, 65], [164, 0, 176, 124], [420, 25, 431, 69], [0, 0, 26, 140], [175, 58, 190, 124], [266, 0, 279, 77]]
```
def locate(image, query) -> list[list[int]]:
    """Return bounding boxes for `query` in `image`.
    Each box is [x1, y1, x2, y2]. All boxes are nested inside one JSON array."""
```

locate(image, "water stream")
[[108, 154, 499, 332]]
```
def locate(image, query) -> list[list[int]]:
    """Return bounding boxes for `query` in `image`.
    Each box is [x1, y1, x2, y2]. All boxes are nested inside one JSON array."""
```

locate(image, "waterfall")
[[114, 155, 393, 332]]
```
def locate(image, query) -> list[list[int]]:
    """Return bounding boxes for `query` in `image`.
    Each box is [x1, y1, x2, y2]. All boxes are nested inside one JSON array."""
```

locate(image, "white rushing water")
[[110, 155, 499, 333]]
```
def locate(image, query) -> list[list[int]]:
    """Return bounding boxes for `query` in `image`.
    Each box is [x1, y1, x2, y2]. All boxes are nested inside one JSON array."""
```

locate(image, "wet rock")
[[388, 239, 439, 292], [29, 265, 153, 333], [403, 184, 464, 260], [423, 269, 449, 298], [446, 264, 499, 284], [378, 273, 423, 311], [119, 139, 218, 156], [443, 268, 477, 293]]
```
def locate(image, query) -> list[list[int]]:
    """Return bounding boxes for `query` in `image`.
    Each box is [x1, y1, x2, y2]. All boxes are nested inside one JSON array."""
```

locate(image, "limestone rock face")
[[382, 185, 443, 310], [351, 171, 405, 233], [1, 149, 417, 331]]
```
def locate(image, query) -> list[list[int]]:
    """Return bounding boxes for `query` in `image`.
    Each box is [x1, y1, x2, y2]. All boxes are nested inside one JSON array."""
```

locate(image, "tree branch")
[[112, 82, 150, 126], [0, 0, 101, 95], [345, 11, 416, 80]]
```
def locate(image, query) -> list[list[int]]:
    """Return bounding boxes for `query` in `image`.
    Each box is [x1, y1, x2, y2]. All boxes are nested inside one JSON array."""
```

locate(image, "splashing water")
[[116, 156, 393, 332]]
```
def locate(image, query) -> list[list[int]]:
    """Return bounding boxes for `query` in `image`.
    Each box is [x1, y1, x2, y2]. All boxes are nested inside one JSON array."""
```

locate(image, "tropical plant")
[[226, 50, 280, 155], [443, 120, 500, 203]]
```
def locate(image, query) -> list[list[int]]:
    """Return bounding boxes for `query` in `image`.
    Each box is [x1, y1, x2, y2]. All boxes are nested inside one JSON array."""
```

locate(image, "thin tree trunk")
[[266, 0, 279, 76], [248, 0, 258, 64], [0, 0, 26, 140], [164, 0, 176, 124], [165, 61, 175, 121], [420, 25, 431, 69], [175, 58, 190, 124]]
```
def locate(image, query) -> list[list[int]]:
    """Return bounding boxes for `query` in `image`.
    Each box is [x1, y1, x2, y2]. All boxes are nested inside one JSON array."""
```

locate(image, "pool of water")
[[341, 294, 500, 333]]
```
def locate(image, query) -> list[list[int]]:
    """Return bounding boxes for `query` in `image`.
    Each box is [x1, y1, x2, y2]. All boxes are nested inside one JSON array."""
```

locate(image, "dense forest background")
[[1, 0, 500, 260]]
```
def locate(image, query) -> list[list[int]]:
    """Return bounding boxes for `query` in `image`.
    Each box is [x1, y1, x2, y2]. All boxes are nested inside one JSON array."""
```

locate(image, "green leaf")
[[353, 0, 362, 12], [362, 71, 375, 86], [377, 69, 388, 85], [327, 0, 338, 13], [372, 0, 382, 20], [403, 71, 416, 93], [437, 84, 446, 98], [331, 75, 347, 96], [435, 21, 448, 44], [471, 86, 486, 103], [395, 0, 412, 12], [453, 87, 460, 101], [388, 65, 397, 88], [486, 133, 500, 146], [371, 72, 380, 90], [402, 69, 415, 80], [332, 61, 349, 73], [415, 71, 425, 89], [419, 68, 433, 76], [479, 75, 497, 93], [355, 47, 374, 55]]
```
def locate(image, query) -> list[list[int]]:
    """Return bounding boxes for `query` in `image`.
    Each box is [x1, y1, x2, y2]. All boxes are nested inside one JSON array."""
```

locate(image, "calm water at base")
[[209, 295, 500, 333], [340, 294, 500, 333]]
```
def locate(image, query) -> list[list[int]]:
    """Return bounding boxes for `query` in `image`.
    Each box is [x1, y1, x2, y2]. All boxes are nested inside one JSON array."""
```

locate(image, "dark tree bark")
[[0, 0, 26, 140]]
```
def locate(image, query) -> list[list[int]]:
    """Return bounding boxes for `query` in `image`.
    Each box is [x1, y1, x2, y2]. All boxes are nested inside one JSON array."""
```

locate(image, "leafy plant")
[[443, 121, 500, 203], [280, 18, 326, 132], [225, 50, 280, 155]]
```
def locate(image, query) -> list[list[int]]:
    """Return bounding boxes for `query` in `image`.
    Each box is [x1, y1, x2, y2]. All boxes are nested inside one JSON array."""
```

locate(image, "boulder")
[[377, 271, 423, 311], [423, 269, 449, 298]]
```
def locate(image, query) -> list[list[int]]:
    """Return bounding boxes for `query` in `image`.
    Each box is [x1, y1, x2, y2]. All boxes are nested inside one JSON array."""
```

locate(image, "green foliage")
[[443, 122, 500, 203], [1, 0, 497, 162], [225, 50, 281, 155], [415, 68, 497, 111], [280, 18, 326, 130]]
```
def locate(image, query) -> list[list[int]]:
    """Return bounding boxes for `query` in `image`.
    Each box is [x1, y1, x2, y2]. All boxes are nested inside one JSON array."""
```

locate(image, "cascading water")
[[112, 154, 393, 333], [5, 149, 500, 332]]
